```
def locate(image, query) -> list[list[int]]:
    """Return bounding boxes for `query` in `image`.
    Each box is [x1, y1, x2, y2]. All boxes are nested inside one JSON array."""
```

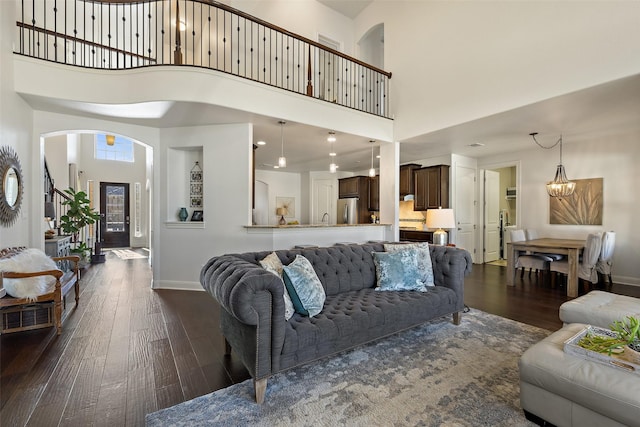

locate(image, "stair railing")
[[15, 0, 392, 118]]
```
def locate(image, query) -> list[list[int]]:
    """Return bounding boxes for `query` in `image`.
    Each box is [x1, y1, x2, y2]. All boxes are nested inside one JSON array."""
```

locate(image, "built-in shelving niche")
[[166, 146, 204, 226]]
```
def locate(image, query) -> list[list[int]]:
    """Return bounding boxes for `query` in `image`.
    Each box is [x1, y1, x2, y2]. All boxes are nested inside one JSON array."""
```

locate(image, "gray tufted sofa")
[[200, 242, 473, 403]]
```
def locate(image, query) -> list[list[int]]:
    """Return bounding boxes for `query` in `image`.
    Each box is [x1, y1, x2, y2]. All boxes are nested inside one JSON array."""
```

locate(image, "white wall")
[[478, 133, 640, 285], [0, 0, 33, 248], [229, 0, 356, 56], [356, 1, 640, 141], [255, 169, 302, 225]]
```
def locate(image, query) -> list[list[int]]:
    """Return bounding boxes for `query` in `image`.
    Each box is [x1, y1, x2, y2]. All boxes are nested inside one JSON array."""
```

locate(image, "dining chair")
[[550, 232, 603, 286], [596, 231, 615, 286], [524, 229, 565, 261], [510, 229, 553, 279]]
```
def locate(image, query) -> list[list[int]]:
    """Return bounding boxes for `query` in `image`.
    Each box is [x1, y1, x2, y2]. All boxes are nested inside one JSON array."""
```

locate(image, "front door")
[[100, 182, 130, 248]]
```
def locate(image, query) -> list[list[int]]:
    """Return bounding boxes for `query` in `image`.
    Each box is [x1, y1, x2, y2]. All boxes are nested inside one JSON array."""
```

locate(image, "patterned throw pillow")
[[282, 255, 326, 317], [384, 242, 434, 287], [372, 250, 429, 292], [259, 252, 295, 320]]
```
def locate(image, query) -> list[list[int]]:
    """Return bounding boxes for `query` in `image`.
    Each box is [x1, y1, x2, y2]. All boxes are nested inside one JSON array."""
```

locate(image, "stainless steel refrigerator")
[[337, 198, 359, 224]]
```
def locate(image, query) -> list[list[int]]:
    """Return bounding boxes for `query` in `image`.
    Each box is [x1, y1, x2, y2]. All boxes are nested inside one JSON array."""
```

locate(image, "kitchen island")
[[244, 223, 392, 251]]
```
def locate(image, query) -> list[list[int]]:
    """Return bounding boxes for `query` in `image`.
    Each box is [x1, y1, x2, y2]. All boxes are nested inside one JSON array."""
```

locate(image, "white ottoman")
[[559, 290, 640, 329], [519, 323, 640, 427]]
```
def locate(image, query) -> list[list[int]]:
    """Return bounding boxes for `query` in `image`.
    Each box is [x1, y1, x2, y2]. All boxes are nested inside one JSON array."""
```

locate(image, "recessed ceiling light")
[[376, 155, 381, 159], [329, 152, 336, 157], [273, 165, 279, 169], [468, 142, 485, 147], [257, 140, 266, 145]]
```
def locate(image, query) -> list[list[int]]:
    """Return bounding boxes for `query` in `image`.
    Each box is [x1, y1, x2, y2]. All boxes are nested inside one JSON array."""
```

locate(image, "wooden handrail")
[[86, 0, 391, 78], [16, 22, 157, 63]]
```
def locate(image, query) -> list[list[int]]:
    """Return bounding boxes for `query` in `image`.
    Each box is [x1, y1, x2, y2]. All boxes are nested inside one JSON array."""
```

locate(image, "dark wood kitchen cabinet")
[[368, 175, 379, 212], [399, 163, 421, 198], [338, 176, 363, 199], [399, 230, 434, 243], [338, 176, 372, 223], [413, 165, 449, 211]]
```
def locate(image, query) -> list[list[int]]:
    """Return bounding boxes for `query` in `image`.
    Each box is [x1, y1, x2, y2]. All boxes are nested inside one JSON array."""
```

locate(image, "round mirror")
[[0, 146, 23, 227]]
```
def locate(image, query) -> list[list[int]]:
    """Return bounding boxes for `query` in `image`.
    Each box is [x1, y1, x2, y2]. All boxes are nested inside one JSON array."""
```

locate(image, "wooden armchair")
[[0, 247, 80, 335]]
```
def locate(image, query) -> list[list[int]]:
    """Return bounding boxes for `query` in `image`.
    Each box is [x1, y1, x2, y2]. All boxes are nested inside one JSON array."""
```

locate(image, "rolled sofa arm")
[[430, 246, 473, 306], [200, 254, 286, 325]]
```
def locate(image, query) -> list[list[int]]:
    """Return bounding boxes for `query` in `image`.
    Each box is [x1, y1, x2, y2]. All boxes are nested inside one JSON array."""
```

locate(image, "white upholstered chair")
[[510, 229, 553, 279], [550, 232, 603, 285], [596, 231, 616, 286]]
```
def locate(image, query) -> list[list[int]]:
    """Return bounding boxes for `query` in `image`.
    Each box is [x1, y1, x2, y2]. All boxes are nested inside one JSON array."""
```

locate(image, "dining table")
[[506, 238, 586, 298]]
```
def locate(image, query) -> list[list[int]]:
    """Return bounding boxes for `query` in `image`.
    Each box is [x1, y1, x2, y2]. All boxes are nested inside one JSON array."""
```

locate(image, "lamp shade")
[[276, 207, 287, 216], [426, 208, 455, 229]]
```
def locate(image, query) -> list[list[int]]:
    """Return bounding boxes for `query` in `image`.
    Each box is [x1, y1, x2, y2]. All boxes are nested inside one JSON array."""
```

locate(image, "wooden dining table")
[[506, 238, 586, 298]]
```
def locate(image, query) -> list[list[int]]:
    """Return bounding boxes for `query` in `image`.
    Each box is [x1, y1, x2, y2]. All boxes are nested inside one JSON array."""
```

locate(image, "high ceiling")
[[24, 72, 640, 173], [317, 0, 373, 19]]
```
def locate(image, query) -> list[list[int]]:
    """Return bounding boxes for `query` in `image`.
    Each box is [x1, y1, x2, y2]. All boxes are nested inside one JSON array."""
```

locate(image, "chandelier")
[[530, 132, 575, 198]]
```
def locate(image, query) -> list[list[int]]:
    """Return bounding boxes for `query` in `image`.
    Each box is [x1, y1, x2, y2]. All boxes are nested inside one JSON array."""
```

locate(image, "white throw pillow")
[[259, 252, 295, 320], [0, 249, 58, 301]]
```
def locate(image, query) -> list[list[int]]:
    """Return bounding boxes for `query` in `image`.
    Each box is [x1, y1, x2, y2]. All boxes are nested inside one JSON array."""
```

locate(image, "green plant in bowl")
[[578, 316, 640, 355]]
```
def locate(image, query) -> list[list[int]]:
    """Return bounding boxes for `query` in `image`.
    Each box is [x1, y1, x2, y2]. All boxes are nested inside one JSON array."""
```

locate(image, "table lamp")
[[426, 207, 455, 246], [276, 207, 287, 225]]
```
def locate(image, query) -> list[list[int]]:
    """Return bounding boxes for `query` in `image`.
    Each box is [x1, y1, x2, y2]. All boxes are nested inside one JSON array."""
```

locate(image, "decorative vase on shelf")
[[178, 207, 189, 222]]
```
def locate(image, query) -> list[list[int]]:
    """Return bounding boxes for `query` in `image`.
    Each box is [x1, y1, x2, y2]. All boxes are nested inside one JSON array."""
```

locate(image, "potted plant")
[[59, 187, 100, 266]]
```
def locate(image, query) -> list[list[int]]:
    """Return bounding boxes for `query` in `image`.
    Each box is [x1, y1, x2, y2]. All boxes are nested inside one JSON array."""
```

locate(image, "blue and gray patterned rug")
[[146, 309, 549, 426]]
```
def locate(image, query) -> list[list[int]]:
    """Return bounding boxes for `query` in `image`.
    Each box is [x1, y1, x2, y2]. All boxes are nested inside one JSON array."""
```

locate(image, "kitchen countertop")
[[245, 223, 390, 229]]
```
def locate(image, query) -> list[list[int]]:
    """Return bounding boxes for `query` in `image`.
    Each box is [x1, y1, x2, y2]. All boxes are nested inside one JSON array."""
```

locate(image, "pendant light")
[[329, 138, 337, 173], [327, 132, 336, 143], [530, 132, 575, 198], [278, 121, 287, 168], [368, 140, 376, 177]]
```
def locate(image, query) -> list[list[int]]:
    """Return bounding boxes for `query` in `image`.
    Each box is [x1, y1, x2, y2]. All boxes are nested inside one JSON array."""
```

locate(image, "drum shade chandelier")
[[530, 132, 575, 198]]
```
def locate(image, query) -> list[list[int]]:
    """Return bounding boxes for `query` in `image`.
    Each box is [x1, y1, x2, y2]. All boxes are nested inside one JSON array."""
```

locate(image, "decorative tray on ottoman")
[[564, 326, 640, 375]]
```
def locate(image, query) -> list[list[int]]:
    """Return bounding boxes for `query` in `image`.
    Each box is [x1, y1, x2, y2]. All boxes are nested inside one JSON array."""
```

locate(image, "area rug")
[[145, 309, 550, 426], [112, 249, 147, 259]]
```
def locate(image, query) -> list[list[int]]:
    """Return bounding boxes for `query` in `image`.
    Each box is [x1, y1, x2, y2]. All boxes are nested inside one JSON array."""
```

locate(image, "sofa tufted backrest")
[[233, 243, 384, 296]]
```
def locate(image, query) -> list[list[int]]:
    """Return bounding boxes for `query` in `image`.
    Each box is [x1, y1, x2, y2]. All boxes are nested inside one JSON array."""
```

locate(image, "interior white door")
[[254, 180, 269, 225], [454, 165, 476, 261], [483, 170, 500, 262], [312, 179, 335, 224]]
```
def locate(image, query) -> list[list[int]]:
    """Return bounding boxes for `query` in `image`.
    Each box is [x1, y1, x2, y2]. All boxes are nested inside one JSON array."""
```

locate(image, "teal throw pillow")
[[372, 251, 428, 292], [282, 255, 326, 317], [384, 242, 435, 287], [259, 252, 295, 321]]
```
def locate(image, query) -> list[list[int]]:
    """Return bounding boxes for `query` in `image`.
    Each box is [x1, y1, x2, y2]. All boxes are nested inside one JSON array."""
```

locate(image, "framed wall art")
[[190, 161, 203, 208], [549, 178, 603, 225]]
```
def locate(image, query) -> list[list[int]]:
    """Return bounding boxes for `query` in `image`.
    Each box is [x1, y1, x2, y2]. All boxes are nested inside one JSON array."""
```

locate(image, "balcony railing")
[[15, 0, 392, 118]]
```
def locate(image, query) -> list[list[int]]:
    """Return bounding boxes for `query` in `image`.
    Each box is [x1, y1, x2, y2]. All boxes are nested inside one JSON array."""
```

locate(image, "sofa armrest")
[[430, 246, 472, 308], [200, 255, 286, 326]]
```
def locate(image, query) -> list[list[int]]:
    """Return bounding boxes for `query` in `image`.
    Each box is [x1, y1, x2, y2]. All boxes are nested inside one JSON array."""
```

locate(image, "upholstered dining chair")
[[596, 231, 616, 286], [510, 229, 553, 279], [525, 229, 565, 261], [550, 232, 603, 286]]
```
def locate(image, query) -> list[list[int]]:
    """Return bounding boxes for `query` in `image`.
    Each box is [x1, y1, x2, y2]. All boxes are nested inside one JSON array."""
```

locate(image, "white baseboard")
[[613, 275, 640, 287], [152, 280, 204, 291]]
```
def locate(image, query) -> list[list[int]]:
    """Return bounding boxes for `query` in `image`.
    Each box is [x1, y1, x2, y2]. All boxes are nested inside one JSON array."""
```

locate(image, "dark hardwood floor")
[[2, 252, 639, 425]]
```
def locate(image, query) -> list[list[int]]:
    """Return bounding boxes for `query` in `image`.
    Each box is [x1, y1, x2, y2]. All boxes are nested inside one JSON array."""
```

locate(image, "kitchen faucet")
[[321, 212, 329, 223]]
